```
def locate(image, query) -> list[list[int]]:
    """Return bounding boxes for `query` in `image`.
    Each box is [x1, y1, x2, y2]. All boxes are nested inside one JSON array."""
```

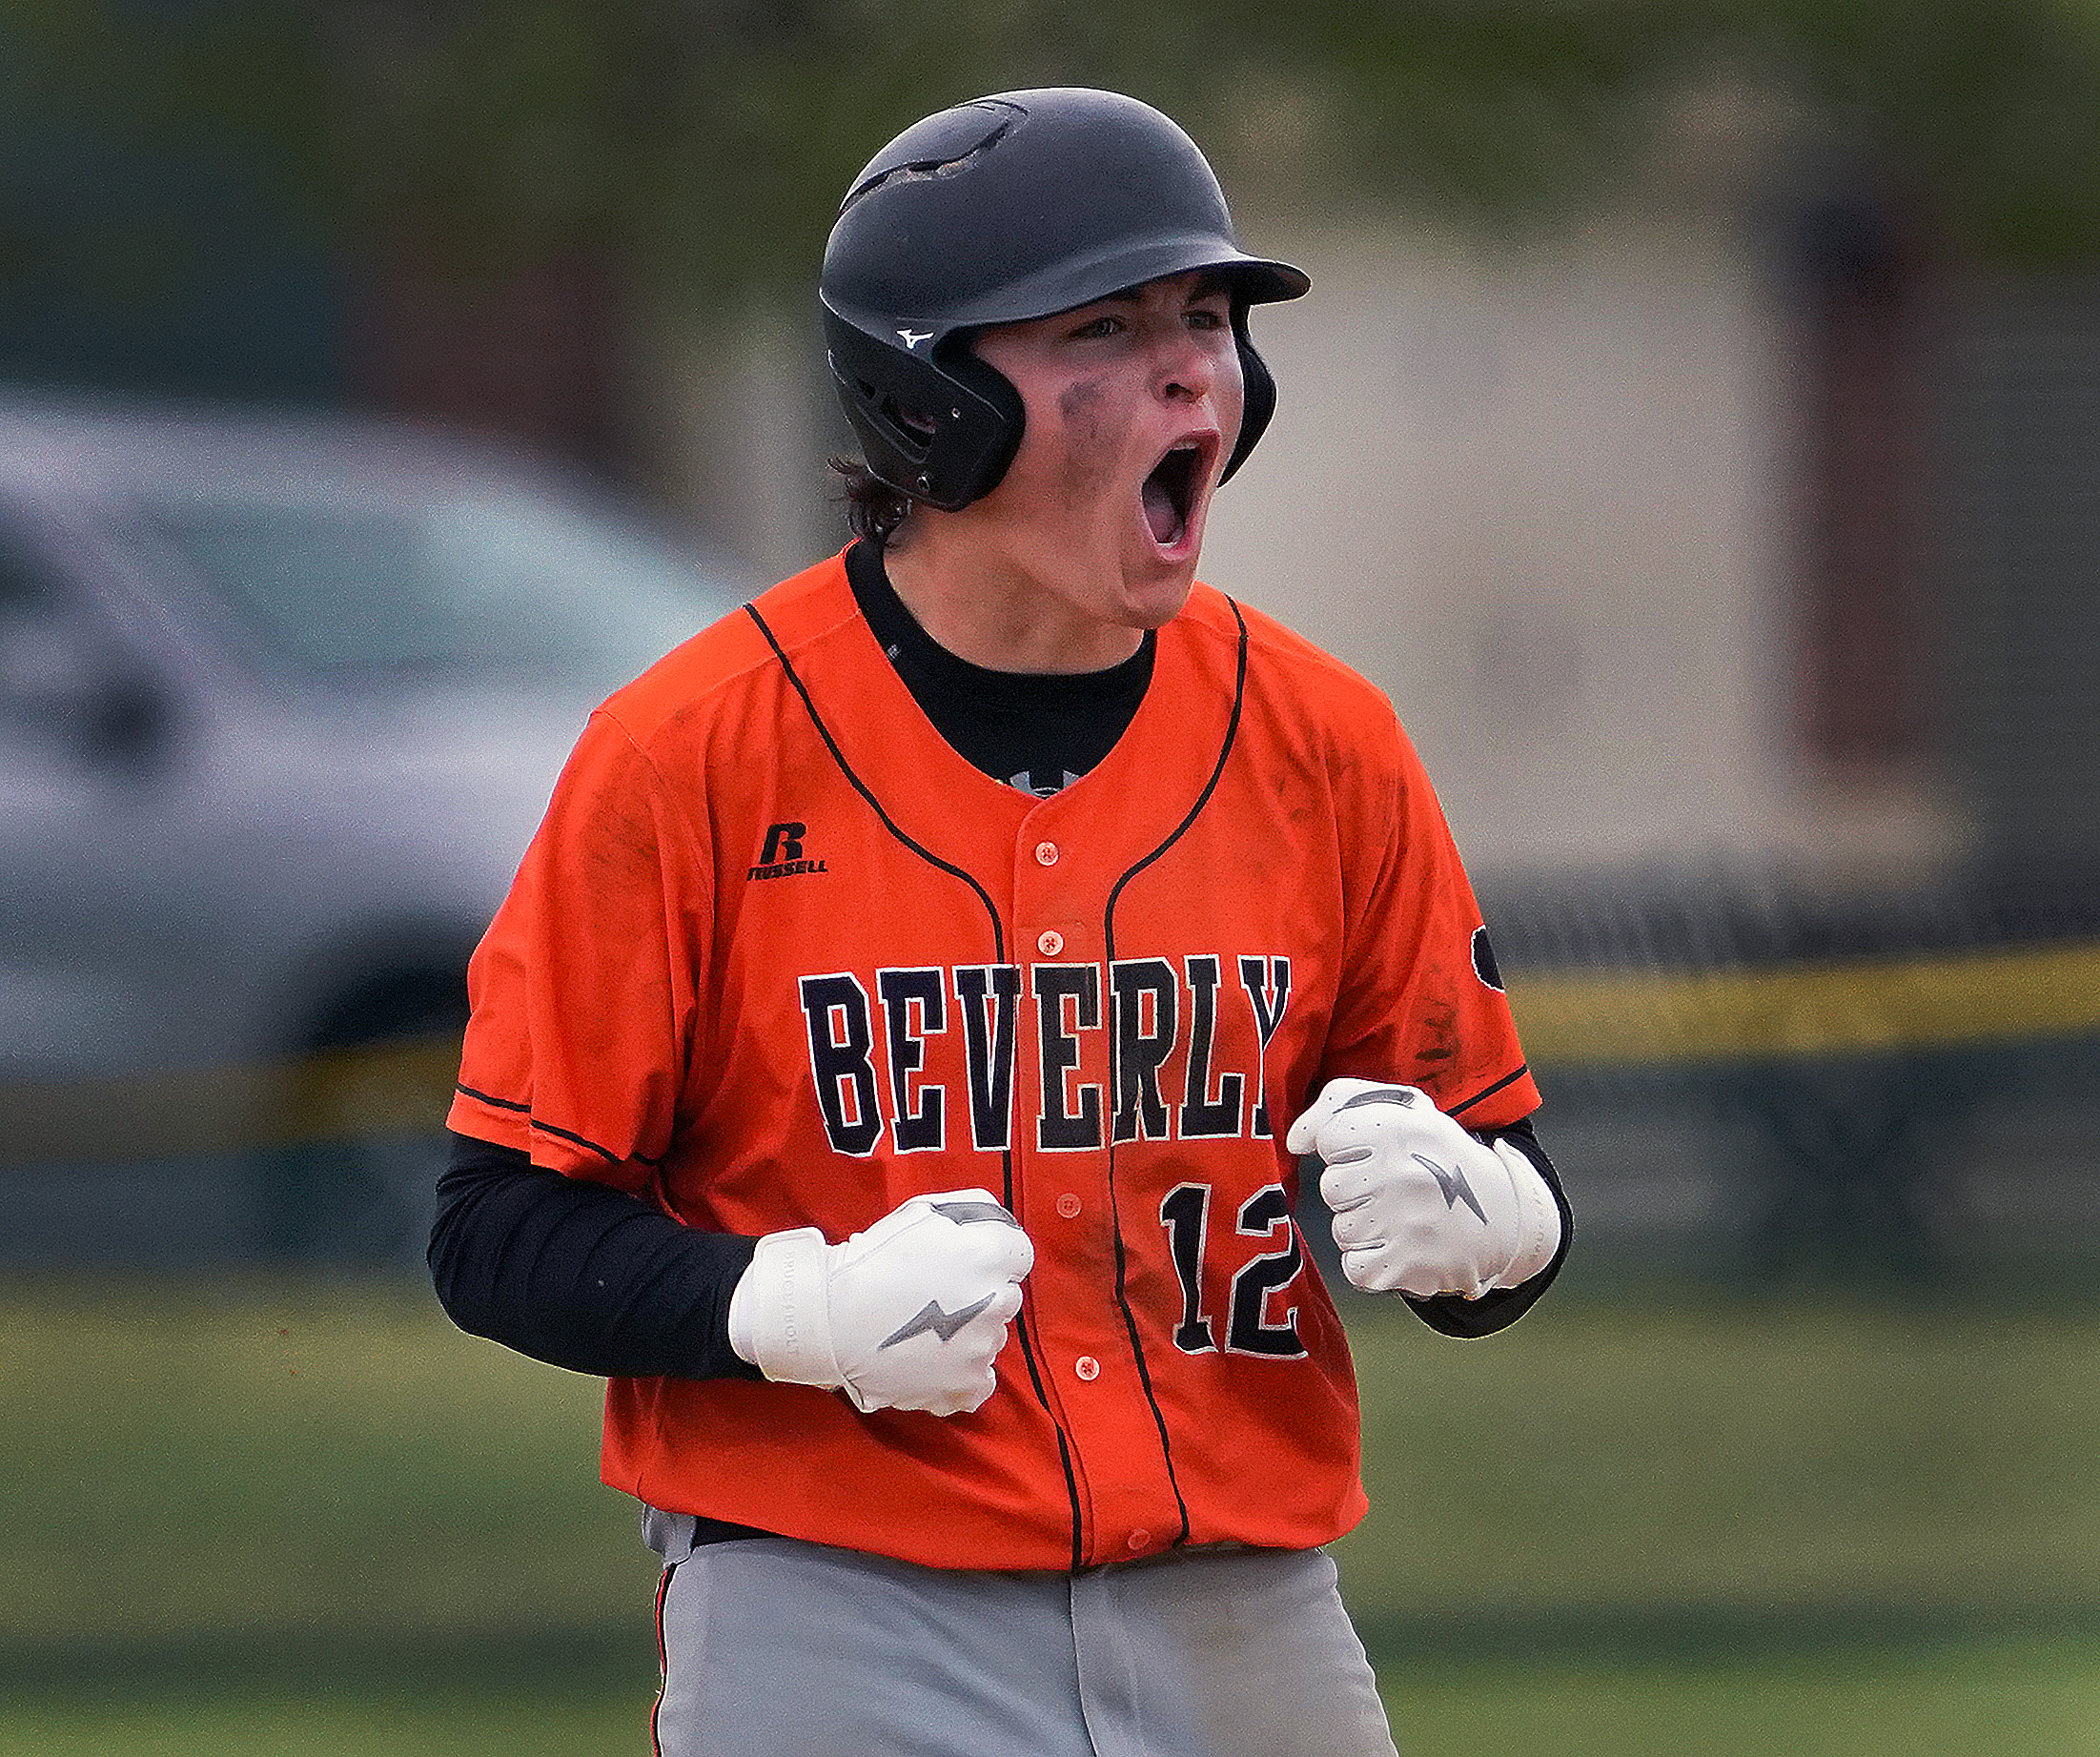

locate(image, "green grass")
[[1381, 1639, 2100, 1756], [1333, 1290, 2100, 1638], [2, 1277, 2098, 1753], [0, 1685, 655, 1757], [0, 1278, 654, 1658]]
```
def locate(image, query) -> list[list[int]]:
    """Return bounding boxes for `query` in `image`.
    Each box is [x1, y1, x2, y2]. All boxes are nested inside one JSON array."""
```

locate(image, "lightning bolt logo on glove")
[[727, 1189, 1034, 1416], [880, 1294, 999, 1348], [1411, 1153, 1489, 1224]]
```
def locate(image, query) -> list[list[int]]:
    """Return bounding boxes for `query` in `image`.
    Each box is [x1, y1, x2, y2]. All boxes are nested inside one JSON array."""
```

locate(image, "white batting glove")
[[1286, 1078, 1560, 1299], [726, 1189, 1034, 1416]]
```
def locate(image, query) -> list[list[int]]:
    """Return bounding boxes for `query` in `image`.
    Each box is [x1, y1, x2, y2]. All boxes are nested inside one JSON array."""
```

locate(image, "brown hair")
[[828, 456, 914, 547]]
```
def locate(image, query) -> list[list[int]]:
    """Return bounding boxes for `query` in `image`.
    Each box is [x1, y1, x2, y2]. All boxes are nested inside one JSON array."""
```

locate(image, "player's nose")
[[1151, 324, 1219, 403]]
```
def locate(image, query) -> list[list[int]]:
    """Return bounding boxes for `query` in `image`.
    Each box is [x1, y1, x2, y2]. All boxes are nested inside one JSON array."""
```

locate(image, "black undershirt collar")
[[844, 539, 1153, 798]]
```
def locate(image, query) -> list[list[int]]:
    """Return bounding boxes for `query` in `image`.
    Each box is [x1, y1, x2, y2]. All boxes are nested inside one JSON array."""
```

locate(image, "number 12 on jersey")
[[1158, 1182, 1308, 1359]]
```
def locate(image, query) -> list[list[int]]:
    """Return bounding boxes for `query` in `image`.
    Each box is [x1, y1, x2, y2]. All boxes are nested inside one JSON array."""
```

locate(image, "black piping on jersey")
[[1096, 595, 1253, 1552], [1447, 1062, 1532, 1121], [452, 1080, 665, 1170], [744, 601, 1089, 1573]]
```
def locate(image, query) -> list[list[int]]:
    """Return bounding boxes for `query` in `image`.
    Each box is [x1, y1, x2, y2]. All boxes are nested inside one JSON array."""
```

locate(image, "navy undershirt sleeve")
[[428, 1132, 761, 1381]]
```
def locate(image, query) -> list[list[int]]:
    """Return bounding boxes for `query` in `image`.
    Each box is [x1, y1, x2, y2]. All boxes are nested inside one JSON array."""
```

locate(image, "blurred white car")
[[0, 392, 747, 1265]]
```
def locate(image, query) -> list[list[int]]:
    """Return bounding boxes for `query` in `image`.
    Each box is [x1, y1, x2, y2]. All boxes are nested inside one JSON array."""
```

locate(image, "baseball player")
[[431, 87, 1571, 1757]]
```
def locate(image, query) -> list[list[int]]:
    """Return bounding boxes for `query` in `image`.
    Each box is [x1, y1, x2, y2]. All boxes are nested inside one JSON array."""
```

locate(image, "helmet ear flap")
[[1219, 314, 1277, 486], [823, 310, 1024, 510], [932, 345, 1027, 507]]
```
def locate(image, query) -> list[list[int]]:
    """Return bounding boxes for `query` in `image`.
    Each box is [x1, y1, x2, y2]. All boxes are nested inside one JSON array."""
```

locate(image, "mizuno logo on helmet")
[[897, 328, 933, 349]]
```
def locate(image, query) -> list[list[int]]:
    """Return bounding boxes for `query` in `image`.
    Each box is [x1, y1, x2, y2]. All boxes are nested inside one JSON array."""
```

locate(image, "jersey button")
[[1037, 930, 1064, 957], [1126, 1530, 1151, 1552], [1034, 841, 1059, 867], [1055, 1193, 1082, 1219], [1073, 1355, 1100, 1381]]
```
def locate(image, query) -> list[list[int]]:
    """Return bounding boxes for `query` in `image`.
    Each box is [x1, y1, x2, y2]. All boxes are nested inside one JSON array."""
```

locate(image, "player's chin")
[[1117, 556, 1199, 627]]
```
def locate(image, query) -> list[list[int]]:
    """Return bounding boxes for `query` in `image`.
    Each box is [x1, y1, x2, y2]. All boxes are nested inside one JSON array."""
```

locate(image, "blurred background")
[[2, 3, 2096, 1752]]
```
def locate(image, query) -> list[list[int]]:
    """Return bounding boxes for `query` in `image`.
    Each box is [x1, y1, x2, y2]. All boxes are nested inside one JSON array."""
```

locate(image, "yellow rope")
[[1510, 940, 2100, 1067]]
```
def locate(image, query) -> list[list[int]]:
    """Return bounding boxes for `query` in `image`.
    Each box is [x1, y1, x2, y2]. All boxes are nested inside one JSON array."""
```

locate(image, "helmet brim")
[[930, 238, 1309, 338]]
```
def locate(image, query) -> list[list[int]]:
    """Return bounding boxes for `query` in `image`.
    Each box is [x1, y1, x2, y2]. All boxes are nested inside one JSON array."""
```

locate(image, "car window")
[[133, 486, 735, 687]]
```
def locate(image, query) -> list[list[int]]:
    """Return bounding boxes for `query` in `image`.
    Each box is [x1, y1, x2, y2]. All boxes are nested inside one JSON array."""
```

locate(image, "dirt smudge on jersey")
[[1413, 996, 1460, 1073]]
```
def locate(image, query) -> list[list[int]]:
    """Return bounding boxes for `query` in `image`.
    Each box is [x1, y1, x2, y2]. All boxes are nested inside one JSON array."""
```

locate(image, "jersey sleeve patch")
[[1472, 926, 1505, 992]]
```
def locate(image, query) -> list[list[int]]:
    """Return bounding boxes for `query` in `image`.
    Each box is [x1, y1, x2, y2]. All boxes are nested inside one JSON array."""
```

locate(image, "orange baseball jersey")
[[449, 548, 1539, 1573]]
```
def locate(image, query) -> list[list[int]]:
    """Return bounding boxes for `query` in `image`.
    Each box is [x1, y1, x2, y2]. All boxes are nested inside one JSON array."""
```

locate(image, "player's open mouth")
[[1140, 438, 1214, 550]]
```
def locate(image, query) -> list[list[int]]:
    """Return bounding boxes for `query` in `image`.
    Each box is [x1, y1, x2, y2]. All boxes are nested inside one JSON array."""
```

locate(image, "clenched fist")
[[728, 1189, 1034, 1415], [1286, 1079, 1560, 1299]]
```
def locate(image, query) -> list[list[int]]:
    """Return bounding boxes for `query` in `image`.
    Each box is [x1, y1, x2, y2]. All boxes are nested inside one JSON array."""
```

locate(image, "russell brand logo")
[[749, 822, 829, 882]]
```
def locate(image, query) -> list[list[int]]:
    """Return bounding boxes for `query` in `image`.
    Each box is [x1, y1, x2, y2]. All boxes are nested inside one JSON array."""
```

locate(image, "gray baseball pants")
[[644, 1515, 1399, 1757]]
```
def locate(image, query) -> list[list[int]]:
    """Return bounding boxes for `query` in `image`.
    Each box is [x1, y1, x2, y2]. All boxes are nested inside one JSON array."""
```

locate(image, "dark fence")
[[1480, 862, 2100, 1290]]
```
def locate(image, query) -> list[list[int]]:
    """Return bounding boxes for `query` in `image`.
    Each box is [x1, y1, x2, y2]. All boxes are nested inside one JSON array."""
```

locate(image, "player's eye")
[[1067, 313, 1124, 340]]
